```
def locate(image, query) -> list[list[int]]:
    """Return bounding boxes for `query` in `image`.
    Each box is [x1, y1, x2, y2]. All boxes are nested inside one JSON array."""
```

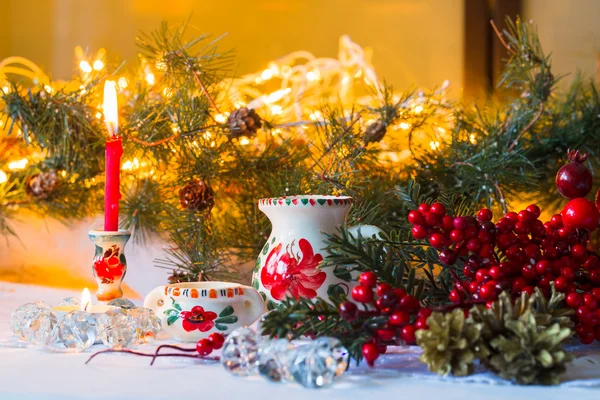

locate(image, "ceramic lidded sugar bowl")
[[144, 282, 265, 342]]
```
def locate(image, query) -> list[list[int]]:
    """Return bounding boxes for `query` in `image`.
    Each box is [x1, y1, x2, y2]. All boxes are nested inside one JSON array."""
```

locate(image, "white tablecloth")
[[1, 282, 600, 400]]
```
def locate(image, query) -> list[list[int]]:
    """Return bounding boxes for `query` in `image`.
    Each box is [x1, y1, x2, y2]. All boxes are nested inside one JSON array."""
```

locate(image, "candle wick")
[[84, 302, 90, 312]]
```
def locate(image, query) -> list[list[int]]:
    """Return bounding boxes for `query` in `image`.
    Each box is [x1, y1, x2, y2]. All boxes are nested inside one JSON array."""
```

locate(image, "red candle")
[[103, 81, 121, 231]]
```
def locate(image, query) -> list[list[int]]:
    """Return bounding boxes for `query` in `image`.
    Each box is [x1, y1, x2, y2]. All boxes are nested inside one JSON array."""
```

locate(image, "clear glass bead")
[[129, 307, 162, 344], [11, 303, 40, 339], [97, 308, 136, 348], [257, 338, 296, 382], [290, 337, 349, 388], [58, 311, 97, 351], [221, 327, 261, 376], [58, 297, 81, 307], [21, 308, 58, 347], [107, 298, 137, 310]]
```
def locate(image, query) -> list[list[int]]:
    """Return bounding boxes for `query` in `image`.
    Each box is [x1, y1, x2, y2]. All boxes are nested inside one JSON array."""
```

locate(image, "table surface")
[[2, 282, 600, 400]]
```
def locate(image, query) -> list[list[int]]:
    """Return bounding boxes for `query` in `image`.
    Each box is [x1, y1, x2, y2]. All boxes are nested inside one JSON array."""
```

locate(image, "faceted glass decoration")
[[107, 298, 136, 310], [129, 307, 162, 344], [97, 308, 136, 348], [58, 311, 97, 351], [34, 301, 52, 310], [290, 337, 349, 388], [221, 327, 261, 376], [58, 297, 81, 307], [11, 303, 40, 339], [257, 338, 296, 382], [21, 308, 58, 347]]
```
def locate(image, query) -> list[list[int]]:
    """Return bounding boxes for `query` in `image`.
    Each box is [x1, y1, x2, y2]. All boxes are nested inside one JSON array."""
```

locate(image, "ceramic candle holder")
[[88, 230, 131, 302]]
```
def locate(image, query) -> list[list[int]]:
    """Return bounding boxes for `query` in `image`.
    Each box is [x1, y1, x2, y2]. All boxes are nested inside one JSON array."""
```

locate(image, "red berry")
[[577, 306, 594, 324], [526, 204, 541, 218], [429, 233, 447, 249], [556, 149, 593, 199], [439, 248, 457, 265], [376, 329, 396, 342], [453, 217, 468, 230], [449, 229, 465, 243], [378, 345, 388, 354], [566, 292, 583, 308], [352, 285, 374, 303], [379, 290, 398, 308], [376, 283, 393, 297], [400, 324, 417, 344], [571, 244, 588, 260], [441, 215, 455, 231], [561, 198, 600, 231], [358, 271, 378, 287], [425, 212, 441, 226], [449, 289, 461, 303], [479, 283, 498, 301], [408, 210, 425, 225], [535, 260, 550, 275], [208, 333, 225, 349], [477, 230, 492, 244], [411, 225, 428, 240], [506, 246, 524, 262], [561, 266, 575, 281], [518, 210, 535, 223], [339, 301, 358, 321], [362, 343, 380, 366], [417, 308, 432, 320], [531, 220, 546, 237], [388, 310, 410, 326], [550, 214, 563, 229], [418, 203, 430, 213], [583, 255, 600, 271], [394, 288, 407, 300], [415, 317, 429, 330], [554, 276, 569, 292], [521, 264, 537, 282], [466, 238, 481, 252], [399, 295, 420, 312], [196, 338, 213, 356], [512, 277, 527, 292], [522, 286, 535, 295], [584, 293, 598, 309], [577, 324, 595, 344], [465, 225, 478, 238], [430, 202, 446, 216], [591, 288, 600, 300], [538, 275, 552, 289], [505, 212, 519, 222], [477, 208, 493, 222], [591, 270, 600, 283], [468, 281, 480, 294], [489, 266, 502, 280], [475, 268, 489, 283], [523, 243, 540, 259], [514, 221, 530, 234]]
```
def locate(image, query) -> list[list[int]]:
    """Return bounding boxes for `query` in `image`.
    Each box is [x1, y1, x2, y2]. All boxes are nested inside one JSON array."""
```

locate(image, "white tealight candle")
[[52, 288, 116, 319]]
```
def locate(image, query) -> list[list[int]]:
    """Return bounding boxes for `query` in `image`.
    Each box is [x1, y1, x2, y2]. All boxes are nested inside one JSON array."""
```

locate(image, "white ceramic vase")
[[252, 195, 381, 309]]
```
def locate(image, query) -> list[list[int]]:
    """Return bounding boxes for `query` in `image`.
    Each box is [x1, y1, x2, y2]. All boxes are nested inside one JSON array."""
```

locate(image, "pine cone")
[[416, 308, 486, 377], [179, 178, 214, 213], [26, 170, 59, 199], [488, 310, 573, 385], [227, 107, 262, 139], [363, 120, 387, 144]]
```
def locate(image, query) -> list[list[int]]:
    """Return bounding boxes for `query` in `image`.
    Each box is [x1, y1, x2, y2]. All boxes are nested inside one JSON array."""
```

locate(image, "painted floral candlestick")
[[89, 230, 131, 302]]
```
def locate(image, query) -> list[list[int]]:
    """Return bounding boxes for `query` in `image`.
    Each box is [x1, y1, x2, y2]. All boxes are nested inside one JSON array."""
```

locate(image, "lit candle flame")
[[103, 80, 118, 136], [80, 288, 91, 312]]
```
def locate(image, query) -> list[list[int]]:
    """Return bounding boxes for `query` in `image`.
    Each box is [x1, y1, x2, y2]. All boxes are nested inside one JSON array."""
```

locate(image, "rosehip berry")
[[417, 308, 432, 320], [415, 317, 429, 330], [376, 329, 396, 342], [479, 283, 498, 301], [591, 288, 600, 300], [561, 266, 575, 281], [577, 324, 595, 344], [550, 214, 563, 229], [571, 244, 588, 260], [475, 268, 490, 283], [358, 271, 378, 287], [469, 281, 480, 294], [566, 292, 583, 308], [577, 306, 594, 324], [441, 215, 455, 231], [489, 266, 502, 280], [400, 324, 417, 344], [376, 283, 393, 297], [477, 230, 492, 244], [584, 294, 598, 309], [439, 248, 457, 266], [425, 212, 441, 226], [388, 310, 410, 326], [411, 225, 428, 240], [505, 212, 519, 222], [399, 295, 421, 313], [430, 202, 446, 216], [591, 270, 600, 283], [479, 244, 494, 259], [196, 338, 213, 356], [450, 229, 465, 243], [538, 275, 552, 289], [523, 243, 540, 259], [526, 204, 541, 218], [380, 290, 398, 308], [362, 343, 380, 366], [561, 198, 600, 231], [513, 221, 530, 234], [453, 216, 468, 230], [554, 276, 569, 292], [584, 255, 600, 271], [506, 246, 524, 262], [465, 224, 478, 238], [521, 264, 537, 282], [429, 233, 447, 249], [449, 289, 461, 303], [394, 288, 407, 300], [522, 286, 535, 295], [339, 301, 358, 321], [466, 238, 481, 252], [512, 277, 527, 292], [407, 210, 425, 225], [518, 210, 535, 223], [496, 233, 515, 249], [418, 203, 430, 213], [477, 208, 493, 222], [531, 220, 546, 237], [207, 333, 225, 350], [535, 260, 550, 275], [352, 285, 374, 303]]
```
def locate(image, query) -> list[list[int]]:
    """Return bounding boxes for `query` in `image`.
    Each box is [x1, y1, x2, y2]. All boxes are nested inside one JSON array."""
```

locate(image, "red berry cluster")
[[407, 149, 600, 344], [342, 271, 431, 366], [195, 333, 225, 356]]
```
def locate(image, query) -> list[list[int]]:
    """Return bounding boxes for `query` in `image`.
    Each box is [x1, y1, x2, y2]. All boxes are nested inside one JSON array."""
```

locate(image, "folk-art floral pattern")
[[260, 238, 326, 301], [93, 244, 126, 283], [164, 298, 239, 332]]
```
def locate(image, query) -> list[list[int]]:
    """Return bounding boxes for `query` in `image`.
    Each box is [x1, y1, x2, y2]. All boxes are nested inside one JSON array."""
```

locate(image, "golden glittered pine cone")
[[26, 170, 59, 199], [227, 107, 262, 139], [416, 308, 485, 377], [179, 178, 214, 213], [363, 120, 387, 144]]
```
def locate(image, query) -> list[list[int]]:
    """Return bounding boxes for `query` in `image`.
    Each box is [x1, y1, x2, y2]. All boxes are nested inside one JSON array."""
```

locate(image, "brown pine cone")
[[179, 178, 215, 213], [227, 107, 262, 139], [26, 170, 59, 199], [363, 120, 387, 144]]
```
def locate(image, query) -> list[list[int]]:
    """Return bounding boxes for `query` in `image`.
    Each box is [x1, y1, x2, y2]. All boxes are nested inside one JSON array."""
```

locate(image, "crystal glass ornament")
[[221, 327, 261, 376], [129, 307, 162, 344], [58, 297, 80, 307], [257, 338, 296, 382], [58, 311, 97, 351], [11, 303, 40, 339], [107, 298, 136, 310], [290, 337, 349, 388], [34, 301, 52, 310], [97, 308, 136, 348], [21, 308, 58, 347]]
